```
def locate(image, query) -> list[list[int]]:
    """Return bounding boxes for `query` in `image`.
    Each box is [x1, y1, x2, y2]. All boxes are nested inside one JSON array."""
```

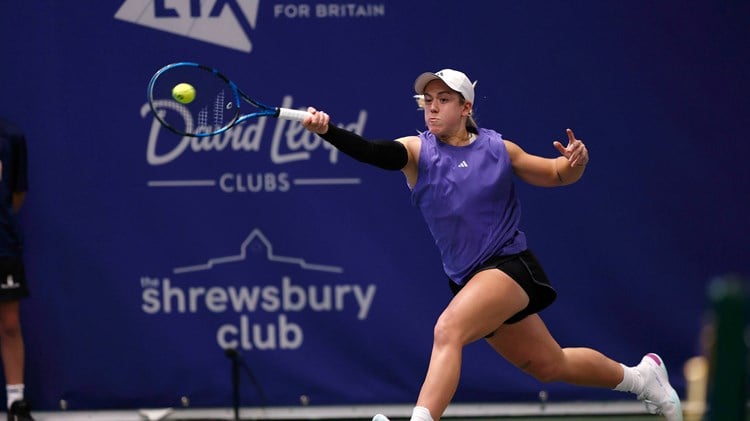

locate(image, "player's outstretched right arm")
[[303, 107, 408, 171]]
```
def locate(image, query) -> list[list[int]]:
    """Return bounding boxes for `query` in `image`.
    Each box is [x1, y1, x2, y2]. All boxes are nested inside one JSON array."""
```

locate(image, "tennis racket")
[[146, 62, 311, 137]]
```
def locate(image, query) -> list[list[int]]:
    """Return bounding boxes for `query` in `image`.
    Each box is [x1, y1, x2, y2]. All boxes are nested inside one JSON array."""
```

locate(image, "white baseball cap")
[[414, 69, 475, 103]]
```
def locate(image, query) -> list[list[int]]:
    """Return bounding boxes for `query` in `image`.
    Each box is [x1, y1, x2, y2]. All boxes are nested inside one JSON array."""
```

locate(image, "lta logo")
[[115, 0, 259, 52]]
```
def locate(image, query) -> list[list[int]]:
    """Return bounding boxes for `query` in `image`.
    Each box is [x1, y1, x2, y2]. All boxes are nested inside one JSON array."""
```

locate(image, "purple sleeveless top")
[[410, 128, 527, 284]]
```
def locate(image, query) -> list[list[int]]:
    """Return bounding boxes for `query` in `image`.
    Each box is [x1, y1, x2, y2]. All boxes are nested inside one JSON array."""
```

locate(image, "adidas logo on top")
[[458, 160, 469, 168]]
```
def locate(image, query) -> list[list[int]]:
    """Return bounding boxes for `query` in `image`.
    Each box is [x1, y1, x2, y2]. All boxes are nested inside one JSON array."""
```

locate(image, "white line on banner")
[[292, 178, 361, 185], [147, 180, 216, 187]]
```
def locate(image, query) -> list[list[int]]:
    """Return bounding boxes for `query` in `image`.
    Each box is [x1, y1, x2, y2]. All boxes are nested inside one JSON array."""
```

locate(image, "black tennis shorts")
[[448, 249, 557, 327], [0, 256, 30, 302]]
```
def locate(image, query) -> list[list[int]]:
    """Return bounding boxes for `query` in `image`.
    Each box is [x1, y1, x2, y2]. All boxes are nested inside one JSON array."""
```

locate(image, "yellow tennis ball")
[[172, 83, 196, 104]]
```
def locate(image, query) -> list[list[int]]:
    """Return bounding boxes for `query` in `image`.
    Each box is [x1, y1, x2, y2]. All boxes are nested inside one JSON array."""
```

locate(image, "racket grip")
[[277, 108, 312, 121]]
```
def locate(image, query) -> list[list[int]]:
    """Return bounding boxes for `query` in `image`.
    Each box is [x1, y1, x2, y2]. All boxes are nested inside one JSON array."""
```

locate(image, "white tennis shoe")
[[636, 353, 683, 421]]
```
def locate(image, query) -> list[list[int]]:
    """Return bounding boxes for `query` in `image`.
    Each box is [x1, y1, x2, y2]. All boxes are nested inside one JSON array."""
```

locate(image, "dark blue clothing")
[[0, 118, 28, 257]]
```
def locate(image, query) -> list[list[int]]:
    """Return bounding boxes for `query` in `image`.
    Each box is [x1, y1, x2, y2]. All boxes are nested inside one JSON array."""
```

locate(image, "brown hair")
[[461, 96, 478, 134], [466, 114, 478, 134]]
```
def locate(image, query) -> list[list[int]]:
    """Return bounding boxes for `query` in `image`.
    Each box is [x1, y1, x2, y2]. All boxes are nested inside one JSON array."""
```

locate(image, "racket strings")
[[198, 107, 209, 128], [213, 90, 226, 127]]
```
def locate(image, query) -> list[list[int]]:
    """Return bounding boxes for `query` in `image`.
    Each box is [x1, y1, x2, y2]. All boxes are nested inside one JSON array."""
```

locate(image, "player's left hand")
[[553, 128, 588, 167]]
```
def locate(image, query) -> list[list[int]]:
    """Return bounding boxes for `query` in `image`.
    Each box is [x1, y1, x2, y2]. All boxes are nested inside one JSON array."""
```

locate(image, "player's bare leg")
[[415, 270, 529, 420]]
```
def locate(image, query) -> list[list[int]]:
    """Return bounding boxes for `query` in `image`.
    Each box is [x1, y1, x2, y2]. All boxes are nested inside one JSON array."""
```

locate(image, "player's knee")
[[432, 314, 462, 348], [523, 359, 564, 383], [0, 323, 21, 339]]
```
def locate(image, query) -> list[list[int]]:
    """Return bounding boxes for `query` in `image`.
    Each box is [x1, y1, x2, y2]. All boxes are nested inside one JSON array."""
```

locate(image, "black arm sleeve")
[[319, 124, 408, 171]]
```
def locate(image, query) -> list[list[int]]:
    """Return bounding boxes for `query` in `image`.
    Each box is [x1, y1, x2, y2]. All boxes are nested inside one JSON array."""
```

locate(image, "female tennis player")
[[301, 69, 682, 421]]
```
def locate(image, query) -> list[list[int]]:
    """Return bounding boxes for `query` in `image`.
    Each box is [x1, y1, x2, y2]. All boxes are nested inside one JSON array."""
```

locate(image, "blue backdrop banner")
[[0, 0, 747, 411]]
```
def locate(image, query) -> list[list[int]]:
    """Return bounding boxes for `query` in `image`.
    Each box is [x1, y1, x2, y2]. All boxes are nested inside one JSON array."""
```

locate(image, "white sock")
[[6, 384, 24, 409], [613, 364, 643, 394], [410, 406, 434, 421]]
